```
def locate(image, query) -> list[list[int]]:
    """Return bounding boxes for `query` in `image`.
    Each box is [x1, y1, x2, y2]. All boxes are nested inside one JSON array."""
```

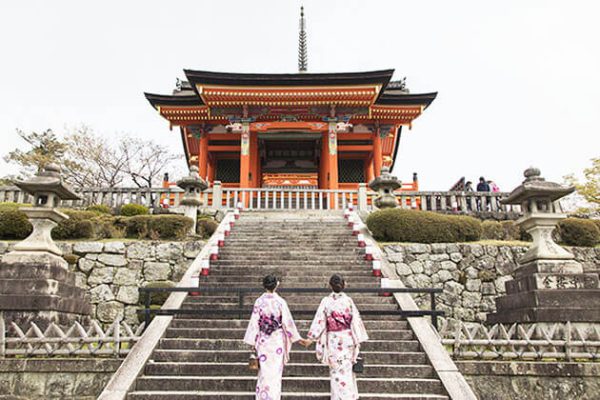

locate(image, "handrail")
[[139, 286, 444, 330]]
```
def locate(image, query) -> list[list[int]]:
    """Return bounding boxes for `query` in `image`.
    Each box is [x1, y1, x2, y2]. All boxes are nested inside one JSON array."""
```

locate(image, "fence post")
[[0, 311, 5, 358], [212, 181, 223, 209], [357, 184, 368, 211], [430, 292, 438, 331]]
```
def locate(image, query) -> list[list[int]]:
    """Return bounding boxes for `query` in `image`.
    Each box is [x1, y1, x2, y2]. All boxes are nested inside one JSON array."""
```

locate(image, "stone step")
[[169, 319, 409, 330], [197, 275, 378, 285], [150, 349, 427, 365], [134, 376, 445, 394], [182, 295, 395, 305], [200, 269, 372, 277], [144, 362, 433, 378], [128, 392, 449, 400], [192, 281, 381, 289], [158, 338, 420, 352], [178, 302, 398, 312], [164, 328, 414, 341], [208, 260, 371, 266]]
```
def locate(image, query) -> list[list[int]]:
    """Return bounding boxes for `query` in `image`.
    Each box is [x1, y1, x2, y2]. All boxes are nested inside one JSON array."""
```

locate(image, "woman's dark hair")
[[329, 274, 345, 293], [263, 274, 279, 291]]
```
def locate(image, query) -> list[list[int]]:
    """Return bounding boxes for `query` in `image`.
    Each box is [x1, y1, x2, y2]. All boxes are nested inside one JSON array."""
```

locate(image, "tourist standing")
[[304, 274, 369, 400], [244, 275, 307, 400], [476, 177, 491, 211]]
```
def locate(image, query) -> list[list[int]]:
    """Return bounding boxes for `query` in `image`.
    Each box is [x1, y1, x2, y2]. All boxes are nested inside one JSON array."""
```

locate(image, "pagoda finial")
[[298, 6, 308, 73]]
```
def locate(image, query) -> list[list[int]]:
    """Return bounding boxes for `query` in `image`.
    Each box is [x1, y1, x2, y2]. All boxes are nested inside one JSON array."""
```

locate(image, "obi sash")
[[258, 312, 282, 335], [326, 311, 353, 332]]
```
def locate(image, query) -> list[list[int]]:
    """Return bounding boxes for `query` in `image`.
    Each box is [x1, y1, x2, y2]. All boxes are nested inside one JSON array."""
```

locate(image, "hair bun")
[[329, 274, 345, 293], [263, 274, 278, 291]]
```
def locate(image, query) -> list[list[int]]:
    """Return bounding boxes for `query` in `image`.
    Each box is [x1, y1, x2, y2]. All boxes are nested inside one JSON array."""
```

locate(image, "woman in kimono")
[[304, 274, 369, 400], [244, 274, 306, 400]]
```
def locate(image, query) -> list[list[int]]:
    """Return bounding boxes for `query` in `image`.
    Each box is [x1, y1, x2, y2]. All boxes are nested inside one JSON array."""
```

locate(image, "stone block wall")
[[0, 240, 205, 328], [381, 243, 600, 324], [0, 359, 120, 399]]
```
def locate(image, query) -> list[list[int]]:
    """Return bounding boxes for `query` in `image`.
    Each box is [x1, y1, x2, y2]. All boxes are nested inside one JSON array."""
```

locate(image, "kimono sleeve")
[[243, 299, 260, 346], [281, 300, 302, 343], [350, 297, 369, 343], [307, 298, 328, 340]]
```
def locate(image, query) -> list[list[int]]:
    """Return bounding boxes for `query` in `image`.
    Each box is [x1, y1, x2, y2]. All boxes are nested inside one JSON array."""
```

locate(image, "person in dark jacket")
[[476, 177, 491, 211]]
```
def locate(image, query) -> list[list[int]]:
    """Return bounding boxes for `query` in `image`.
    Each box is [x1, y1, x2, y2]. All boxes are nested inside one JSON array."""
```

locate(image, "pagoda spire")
[[298, 6, 308, 73]]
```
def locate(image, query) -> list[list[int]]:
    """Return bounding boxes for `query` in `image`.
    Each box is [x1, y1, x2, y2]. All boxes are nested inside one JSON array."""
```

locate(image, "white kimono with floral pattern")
[[308, 292, 369, 400], [244, 292, 301, 400]]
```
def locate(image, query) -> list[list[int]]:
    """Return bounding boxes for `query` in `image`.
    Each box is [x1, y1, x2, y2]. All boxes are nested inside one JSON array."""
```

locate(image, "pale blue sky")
[[0, 0, 598, 190]]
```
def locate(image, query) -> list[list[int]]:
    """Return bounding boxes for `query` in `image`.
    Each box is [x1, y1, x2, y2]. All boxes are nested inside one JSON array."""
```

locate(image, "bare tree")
[[120, 137, 182, 188], [63, 126, 129, 187]]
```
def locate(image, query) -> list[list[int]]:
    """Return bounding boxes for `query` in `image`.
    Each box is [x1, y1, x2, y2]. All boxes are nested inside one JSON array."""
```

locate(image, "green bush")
[[197, 218, 218, 238], [125, 215, 193, 240], [0, 209, 32, 239], [138, 281, 176, 324], [481, 220, 521, 241], [481, 221, 504, 240], [366, 209, 482, 243], [53, 210, 96, 240], [120, 204, 149, 217], [0, 202, 30, 211], [558, 218, 600, 247], [92, 216, 126, 239], [86, 204, 112, 215]]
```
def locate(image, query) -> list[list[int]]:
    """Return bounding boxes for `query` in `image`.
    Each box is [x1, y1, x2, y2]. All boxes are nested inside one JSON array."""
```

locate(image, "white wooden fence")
[[438, 320, 600, 361], [0, 313, 144, 358]]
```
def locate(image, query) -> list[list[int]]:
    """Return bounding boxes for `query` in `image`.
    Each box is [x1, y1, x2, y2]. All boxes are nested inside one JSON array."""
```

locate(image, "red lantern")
[[364, 245, 374, 261], [352, 223, 360, 236], [357, 234, 366, 247], [217, 232, 225, 247]]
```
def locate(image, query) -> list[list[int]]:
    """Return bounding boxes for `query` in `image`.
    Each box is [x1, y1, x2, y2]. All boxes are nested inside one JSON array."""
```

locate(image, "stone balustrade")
[[0, 184, 523, 217]]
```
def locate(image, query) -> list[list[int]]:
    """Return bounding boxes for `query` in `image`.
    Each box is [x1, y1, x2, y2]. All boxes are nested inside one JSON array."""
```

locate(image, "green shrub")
[[0, 202, 30, 211], [481, 220, 521, 241], [558, 218, 600, 247], [120, 204, 149, 217], [0, 209, 32, 239], [125, 215, 193, 240], [366, 209, 482, 243], [53, 210, 97, 239], [92, 216, 126, 239], [197, 218, 218, 238], [481, 221, 504, 240], [86, 204, 112, 214], [501, 220, 521, 241], [138, 280, 176, 324]]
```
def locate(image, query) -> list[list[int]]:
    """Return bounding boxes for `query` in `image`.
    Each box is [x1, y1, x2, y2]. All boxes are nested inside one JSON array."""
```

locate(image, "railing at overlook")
[[0, 184, 523, 214]]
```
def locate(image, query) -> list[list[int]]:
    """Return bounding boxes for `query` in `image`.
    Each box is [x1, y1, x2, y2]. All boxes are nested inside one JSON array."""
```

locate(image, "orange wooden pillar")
[[365, 157, 375, 183], [198, 132, 209, 180], [372, 130, 383, 177], [239, 121, 251, 207], [326, 122, 339, 208]]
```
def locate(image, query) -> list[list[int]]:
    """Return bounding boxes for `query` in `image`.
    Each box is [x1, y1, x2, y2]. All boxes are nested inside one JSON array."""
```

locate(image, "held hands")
[[298, 338, 314, 348]]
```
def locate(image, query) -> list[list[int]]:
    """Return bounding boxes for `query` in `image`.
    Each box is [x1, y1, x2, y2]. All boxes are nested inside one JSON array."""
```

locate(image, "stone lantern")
[[369, 166, 401, 209], [0, 164, 91, 327], [3, 163, 80, 267], [487, 167, 599, 324], [176, 165, 208, 235], [504, 167, 576, 265]]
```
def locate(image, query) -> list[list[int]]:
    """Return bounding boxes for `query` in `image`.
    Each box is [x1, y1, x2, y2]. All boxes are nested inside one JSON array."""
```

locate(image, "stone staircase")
[[126, 211, 450, 399]]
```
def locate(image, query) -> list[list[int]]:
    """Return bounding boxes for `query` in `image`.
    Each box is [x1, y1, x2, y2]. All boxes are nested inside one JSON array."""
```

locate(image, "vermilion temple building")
[[145, 69, 436, 192]]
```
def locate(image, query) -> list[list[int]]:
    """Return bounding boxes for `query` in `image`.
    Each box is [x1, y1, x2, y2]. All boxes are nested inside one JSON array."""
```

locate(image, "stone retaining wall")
[[381, 243, 600, 324], [458, 361, 600, 400], [0, 359, 121, 399], [0, 240, 205, 328]]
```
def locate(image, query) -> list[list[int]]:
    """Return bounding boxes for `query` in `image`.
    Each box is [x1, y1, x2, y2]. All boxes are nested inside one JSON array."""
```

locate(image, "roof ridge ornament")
[[298, 6, 308, 73]]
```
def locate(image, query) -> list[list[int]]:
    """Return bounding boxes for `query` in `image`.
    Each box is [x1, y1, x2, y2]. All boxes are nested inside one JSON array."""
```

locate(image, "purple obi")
[[326, 311, 352, 332], [258, 312, 282, 335]]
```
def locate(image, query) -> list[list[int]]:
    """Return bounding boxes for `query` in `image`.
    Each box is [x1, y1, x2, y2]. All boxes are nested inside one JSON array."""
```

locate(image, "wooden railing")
[[0, 184, 523, 215]]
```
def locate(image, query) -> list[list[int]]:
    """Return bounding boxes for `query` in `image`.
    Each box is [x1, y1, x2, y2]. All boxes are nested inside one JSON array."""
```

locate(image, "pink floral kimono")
[[308, 292, 369, 400], [244, 292, 301, 400]]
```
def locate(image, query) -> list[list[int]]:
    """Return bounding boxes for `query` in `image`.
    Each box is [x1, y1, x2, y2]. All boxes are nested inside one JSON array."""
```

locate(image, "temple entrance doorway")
[[258, 133, 321, 189]]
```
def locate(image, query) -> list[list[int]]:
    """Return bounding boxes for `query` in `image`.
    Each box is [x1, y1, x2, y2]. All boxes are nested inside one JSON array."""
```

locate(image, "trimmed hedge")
[[53, 210, 97, 240], [481, 220, 521, 241], [120, 204, 149, 216], [0, 209, 32, 239], [366, 209, 482, 243], [86, 204, 112, 214], [125, 215, 193, 240], [197, 218, 218, 239], [558, 218, 600, 247]]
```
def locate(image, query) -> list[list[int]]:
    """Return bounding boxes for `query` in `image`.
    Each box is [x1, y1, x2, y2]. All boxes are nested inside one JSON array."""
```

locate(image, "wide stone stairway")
[[126, 211, 450, 399]]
